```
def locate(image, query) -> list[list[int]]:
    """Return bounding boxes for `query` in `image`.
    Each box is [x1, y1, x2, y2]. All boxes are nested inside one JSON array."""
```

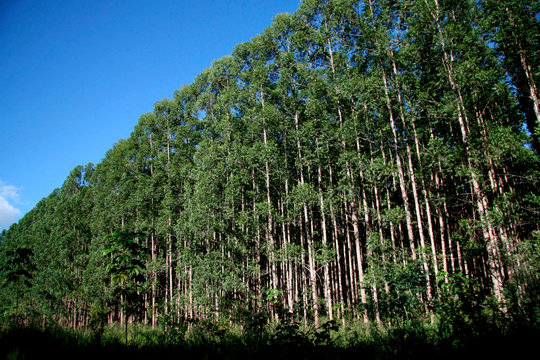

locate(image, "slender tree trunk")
[[293, 110, 319, 326], [316, 139, 333, 320], [261, 91, 279, 320], [506, 6, 540, 129], [327, 148, 346, 325], [427, 0, 506, 306], [380, 66, 418, 261]]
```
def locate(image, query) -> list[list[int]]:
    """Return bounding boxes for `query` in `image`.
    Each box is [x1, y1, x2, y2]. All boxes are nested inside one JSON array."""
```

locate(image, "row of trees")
[[1, 0, 539, 331]]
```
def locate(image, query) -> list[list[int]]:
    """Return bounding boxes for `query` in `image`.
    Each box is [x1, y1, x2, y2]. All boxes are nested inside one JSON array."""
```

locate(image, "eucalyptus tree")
[[58, 165, 96, 324], [235, 16, 287, 318], [92, 139, 139, 234], [0, 247, 34, 324], [413, 0, 496, 308], [150, 98, 184, 319], [182, 55, 256, 320], [266, 11, 328, 324], [9, 192, 63, 324], [481, 0, 540, 154]]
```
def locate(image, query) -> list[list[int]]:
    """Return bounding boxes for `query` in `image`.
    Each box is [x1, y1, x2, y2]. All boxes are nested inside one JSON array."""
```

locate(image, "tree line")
[[1, 0, 539, 331]]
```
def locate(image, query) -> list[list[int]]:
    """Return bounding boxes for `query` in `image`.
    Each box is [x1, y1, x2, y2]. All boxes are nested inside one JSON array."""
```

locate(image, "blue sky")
[[0, 0, 301, 230]]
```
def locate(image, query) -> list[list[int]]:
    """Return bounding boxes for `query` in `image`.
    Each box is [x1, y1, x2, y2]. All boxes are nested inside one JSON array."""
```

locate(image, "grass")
[[0, 319, 538, 360]]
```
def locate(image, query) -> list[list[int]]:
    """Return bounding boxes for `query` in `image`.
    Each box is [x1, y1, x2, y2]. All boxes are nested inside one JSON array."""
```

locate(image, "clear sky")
[[0, 0, 301, 230]]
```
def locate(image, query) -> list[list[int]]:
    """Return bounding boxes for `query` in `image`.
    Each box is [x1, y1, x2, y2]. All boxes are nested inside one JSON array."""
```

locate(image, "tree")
[[103, 231, 147, 344], [1, 247, 35, 325], [482, 0, 540, 154]]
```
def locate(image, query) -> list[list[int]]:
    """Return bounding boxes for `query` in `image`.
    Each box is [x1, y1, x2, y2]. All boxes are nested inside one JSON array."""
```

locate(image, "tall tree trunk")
[[261, 91, 278, 320], [427, 0, 506, 306], [294, 110, 319, 326], [316, 138, 333, 320], [390, 55, 434, 305]]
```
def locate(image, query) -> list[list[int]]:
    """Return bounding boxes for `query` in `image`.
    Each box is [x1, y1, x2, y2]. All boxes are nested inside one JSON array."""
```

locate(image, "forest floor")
[[0, 321, 538, 360]]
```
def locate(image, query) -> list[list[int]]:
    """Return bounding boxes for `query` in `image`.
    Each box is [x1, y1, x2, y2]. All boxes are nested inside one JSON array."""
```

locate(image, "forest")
[[1, 0, 539, 358]]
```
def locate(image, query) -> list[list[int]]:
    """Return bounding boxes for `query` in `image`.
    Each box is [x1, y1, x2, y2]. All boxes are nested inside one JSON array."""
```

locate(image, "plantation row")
[[1, 0, 539, 331]]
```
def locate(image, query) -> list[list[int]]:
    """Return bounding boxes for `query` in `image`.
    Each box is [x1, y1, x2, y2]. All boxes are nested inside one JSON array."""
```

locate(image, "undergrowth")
[[0, 318, 538, 360]]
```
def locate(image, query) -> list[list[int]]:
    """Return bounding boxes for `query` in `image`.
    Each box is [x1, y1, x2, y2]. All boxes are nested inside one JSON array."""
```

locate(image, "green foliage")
[[103, 231, 146, 290], [0, 247, 35, 325], [1, 247, 34, 288], [434, 271, 483, 339], [103, 231, 147, 344]]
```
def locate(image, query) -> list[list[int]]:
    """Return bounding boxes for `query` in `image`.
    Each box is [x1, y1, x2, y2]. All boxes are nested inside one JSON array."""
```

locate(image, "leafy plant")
[[103, 231, 147, 344]]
